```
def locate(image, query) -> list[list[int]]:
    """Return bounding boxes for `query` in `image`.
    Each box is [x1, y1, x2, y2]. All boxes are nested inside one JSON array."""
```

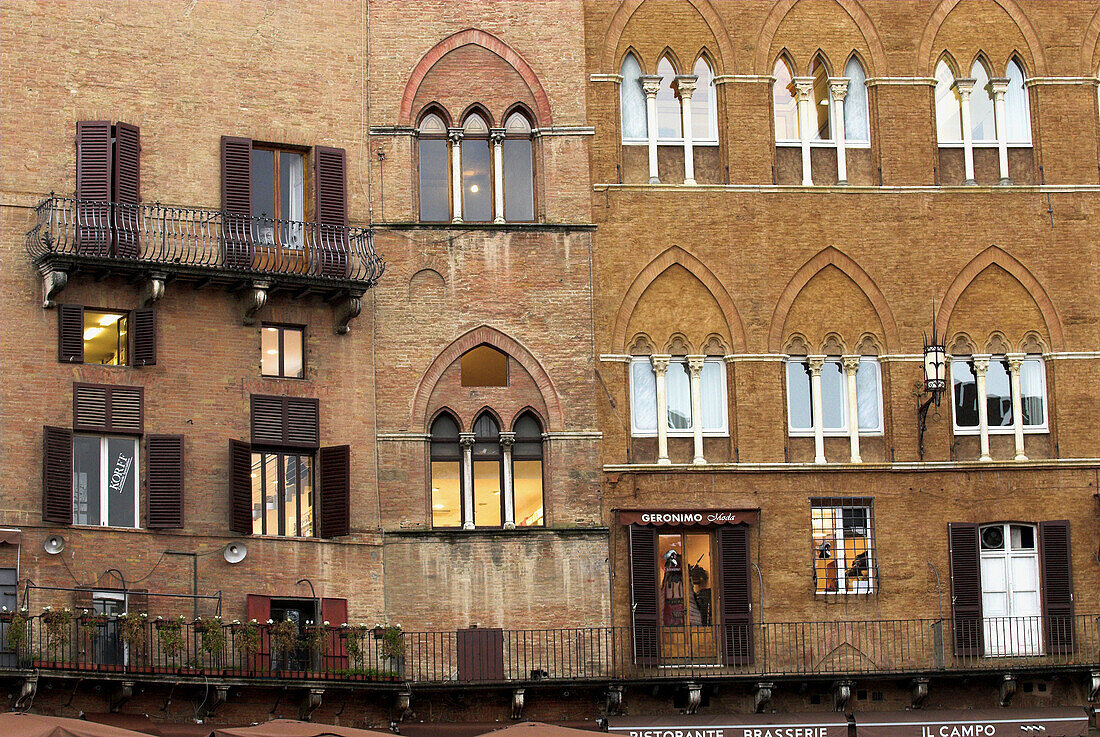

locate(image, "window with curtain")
[[503, 112, 534, 222], [844, 57, 869, 143], [970, 60, 996, 142], [773, 58, 799, 142], [430, 413, 462, 527], [629, 357, 728, 436], [472, 412, 502, 527], [621, 52, 648, 141], [935, 59, 963, 143], [952, 356, 1047, 433], [461, 113, 492, 222], [691, 57, 716, 142], [656, 56, 682, 139], [512, 412, 544, 527], [251, 146, 305, 248], [1004, 59, 1031, 144], [810, 56, 831, 141], [418, 113, 450, 222], [630, 359, 659, 434], [786, 358, 883, 435]]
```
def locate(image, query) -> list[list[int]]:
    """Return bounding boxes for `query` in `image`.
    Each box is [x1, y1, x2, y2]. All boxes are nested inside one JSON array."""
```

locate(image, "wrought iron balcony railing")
[[1, 614, 1096, 686]]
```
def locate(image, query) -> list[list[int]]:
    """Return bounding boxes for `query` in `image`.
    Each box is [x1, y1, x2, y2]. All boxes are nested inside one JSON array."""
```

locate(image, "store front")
[[852, 709, 1087, 737], [609, 712, 849, 737]]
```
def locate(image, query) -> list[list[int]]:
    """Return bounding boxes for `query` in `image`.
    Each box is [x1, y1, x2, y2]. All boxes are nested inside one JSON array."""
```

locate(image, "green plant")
[[268, 619, 298, 661], [118, 613, 147, 651], [6, 609, 30, 652], [41, 606, 73, 658], [79, 610, 105, 640], [233, 620, 260, 659], [380, 625, 405, 659], [197, 618, 226, 656], [303, 623, 327, 658], [155, 616, 186, 661], [343, 625, 368, 667]]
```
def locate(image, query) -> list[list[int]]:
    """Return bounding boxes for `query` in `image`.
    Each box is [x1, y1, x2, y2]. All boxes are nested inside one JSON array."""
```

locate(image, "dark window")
[[460, 344, 508, 387], [952, 359, 979, 428], [251, 146, 306, 248], [418, 113, 450, 222], [430, 413, 462, 528], [461, 114, 492, 222], [811, 499, 876, 594], [502, 112, 534, 222], [251, 451, 314, 537], [73, 434, 139, 528], [261, 325, 305, 378]]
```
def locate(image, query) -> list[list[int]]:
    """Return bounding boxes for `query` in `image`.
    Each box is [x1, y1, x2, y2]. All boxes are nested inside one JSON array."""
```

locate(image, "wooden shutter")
[[286, 398, 320, 447], [250, 395, 285, 445], [229, 439, 253, 535], [146, 435, 184, 529], [42, 426, 73, 524], [250, 395, 319, 449], [76, 121, 112, 255], [131, 308, 156, 366], [320, 598, 348, 672], [456, 627, 505, 682], [112, 122, 141, 258], [718, 524, 754, 665], [318, 445, 350, 537], [245, 594, 271, 673], [1039, 520, 1075, 654], [627, 524, 659, 666], [74, 384, 144, 434], [313, 146, 349, 278], [58, 304, 85, 363], [948, 522, 984, 656], [221, 136, 253, 269]]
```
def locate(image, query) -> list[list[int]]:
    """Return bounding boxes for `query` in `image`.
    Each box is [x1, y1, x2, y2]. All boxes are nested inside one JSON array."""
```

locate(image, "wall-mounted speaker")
[[223, 541, 247, 564], [44, 535, 65, 555]]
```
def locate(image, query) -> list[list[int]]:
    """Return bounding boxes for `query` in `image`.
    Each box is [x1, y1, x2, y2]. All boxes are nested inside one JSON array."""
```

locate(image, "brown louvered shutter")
[[628, 524, 659, 666], [42, 426, 73, 524], [718, 524, 754, 665], [250, 395, 286, 445], [73, 384, 109, 432], [58, 304, 85, 363], [146, 435, 184, 529], [229, 439, 253, 535], [313, 146, 349, 278], [318, 445, 350, 537], [131, 308, 156, 366], [221, 136, 253, 269], [76, 121, 112, 255], [1039, 520, 1075, 654], [286, 398, 320, 448], [948, 522, 984, 656], [250, 395, 319, 449], [73, 384, 144, 434], [112, 122, 141, 258]]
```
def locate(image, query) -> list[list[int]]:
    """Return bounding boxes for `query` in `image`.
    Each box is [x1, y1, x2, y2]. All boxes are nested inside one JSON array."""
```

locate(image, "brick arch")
[[410, 326, 564, 431], [936, 245, 1064, 351], [612, 245, 746, 353], [601, 0, 734, 73], [755, 0, 887, 75], [1083, 4, 1100, 75], [768, 246, 899, 353], [917, 0, 1046, 76], [399, 29, 552, 126]]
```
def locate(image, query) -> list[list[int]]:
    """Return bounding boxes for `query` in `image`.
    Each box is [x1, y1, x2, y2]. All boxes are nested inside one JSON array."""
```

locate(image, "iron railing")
[[25, 196, 384, 286], [0, 615, 1096, 685]]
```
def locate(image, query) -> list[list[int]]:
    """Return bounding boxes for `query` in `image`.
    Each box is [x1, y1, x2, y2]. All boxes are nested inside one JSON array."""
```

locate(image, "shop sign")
[[617, 509, 759, 526]]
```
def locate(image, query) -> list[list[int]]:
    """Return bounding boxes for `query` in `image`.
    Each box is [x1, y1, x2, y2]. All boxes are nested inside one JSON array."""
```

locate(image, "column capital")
[[498, 431, 516, 449], [674, 74, 699, 98], [792, 77, 815, 99], [1005, 353, 1026, 370], [840, 355, 862, 373], [489, 128, 507, 144], [686, 354, 706, 374], [447, 128, 465, 143], [952, 77, 977, 96], [459, 433, 476, 448], [650, 354, 671, 373], [640, 74, 662, 97], [807, 355, 826, 373], [989, 77, 1010, 97], [971, 354, 991, 375], [827, 77, 850, 101]]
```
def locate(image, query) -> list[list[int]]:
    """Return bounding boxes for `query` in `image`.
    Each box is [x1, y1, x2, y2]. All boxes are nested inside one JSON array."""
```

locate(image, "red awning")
[[83, 713, 210, 737], [853, 709, 1088, 737], [214, 719, 393, 737], [609, 712, 848, 737], [617, 509, 758, 527], [0, 528, 22, 545], [0, 712, 153, 737]]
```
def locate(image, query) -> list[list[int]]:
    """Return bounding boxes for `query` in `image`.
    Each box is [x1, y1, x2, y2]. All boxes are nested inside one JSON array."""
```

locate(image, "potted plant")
[[40, 606, 73, 666], [5, 608, 31, 663], [154, 615, 186, 673], [195, 616, 226, 674], [231, 619, 261, 675], [268, 618, 300, 676], [77, 609, 107, 670], [118, 612, 149, 672], [380, 624, 405, 679], [303, 620, 329, 675]]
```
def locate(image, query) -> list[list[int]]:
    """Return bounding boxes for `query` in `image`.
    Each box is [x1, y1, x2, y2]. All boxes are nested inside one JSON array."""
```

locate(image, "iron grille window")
[[811, 498, 877, 595]]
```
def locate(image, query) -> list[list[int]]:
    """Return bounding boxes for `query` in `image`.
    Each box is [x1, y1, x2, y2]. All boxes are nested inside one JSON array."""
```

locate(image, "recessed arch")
[[936, 246, 1064, 351], [620, 46, 648, 75], [400, 28, 553, 125], [411, 325, 564, 431], [429, 407, 464, 434], [503, 102, 536, 128], [935, 50, 961, 78], [1082, 4, 1100, 75], [755, 0, 887, 75], [472, 405, 505, 430], [602, 0, 734, 73], [612, 245, 746, 354], [510, 406, 547, 433], [769, 247, 899, 353], [917, 0, 1046, 76], [416, 103, 453, 129], [693, 47, 716, 72], [808, 49, 833, 76], [460, 103, 495, 129], [969, 52, 994, 77], [657, 46, 683, 74]]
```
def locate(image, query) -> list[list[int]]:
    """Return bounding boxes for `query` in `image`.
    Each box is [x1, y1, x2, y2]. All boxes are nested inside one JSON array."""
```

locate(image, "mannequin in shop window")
[[661, 549, 705, 625], [689, 564, 712, 626]]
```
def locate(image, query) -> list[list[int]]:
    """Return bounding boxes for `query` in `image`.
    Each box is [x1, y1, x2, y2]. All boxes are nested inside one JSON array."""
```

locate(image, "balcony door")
[[980, 523, 1041, 656], [658, 531, 718, 664]]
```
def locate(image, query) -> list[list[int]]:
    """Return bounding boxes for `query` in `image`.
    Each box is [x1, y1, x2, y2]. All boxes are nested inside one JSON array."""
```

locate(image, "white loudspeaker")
[[44, 535, 65, 555], [223, 541, 247, 564]]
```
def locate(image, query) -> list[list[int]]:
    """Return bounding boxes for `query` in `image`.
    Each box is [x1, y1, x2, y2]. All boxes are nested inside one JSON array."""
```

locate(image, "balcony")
[[25, 196, 385, 333]]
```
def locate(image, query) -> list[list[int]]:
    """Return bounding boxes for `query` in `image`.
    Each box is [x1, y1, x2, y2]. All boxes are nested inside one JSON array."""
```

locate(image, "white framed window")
[[786, 358, 883, 436], [629, 357, 728, 437], [73, 435, 139, 528], [844, 57, 870, 145], [773, 57, 800, 144], [935, 59, 963, 143], [951, 356, 1047, 434], [1004, 58, 1032, 144], [980, 523, 1041, 656], [655, 56, 682, 140], [936, 57, 1033, 149], [969, 60, 997, 143], [811, 500, 876, 594], [620, 52, 648, 143], [691, 57, 718, 144]]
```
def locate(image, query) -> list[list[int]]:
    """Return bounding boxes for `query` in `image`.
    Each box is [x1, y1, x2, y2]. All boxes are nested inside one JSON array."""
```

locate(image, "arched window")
[[656, 56, 681, 139], [844, 57, 869, 143], [472, 412, 502, 527], [1004, 58, 1031, 144], [970, 59, 996, 142], [621, 52, 647, 141], [417, 112, 450, 222], [512, 412, 544, 527], [430, 413, 462, 528], [935, 59, 963, 143], [461, 112, 492, 222], [810, 55, 831, 141], [773, 57, 799, 142], [691, 56, 716, 142], [503, 111, 534, 222]]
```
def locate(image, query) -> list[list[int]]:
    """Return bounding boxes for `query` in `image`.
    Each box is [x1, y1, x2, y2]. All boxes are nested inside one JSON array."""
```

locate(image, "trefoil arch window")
[[620, 51, 648, 142], [786, 356, 883, 464], [629, 355, 728, 465], [417, 112, 450, 223], [951, 353, 1046, 461], [843, 57, 870, 144], [502, 111, 535, 222], [460, 113, 492, 222]]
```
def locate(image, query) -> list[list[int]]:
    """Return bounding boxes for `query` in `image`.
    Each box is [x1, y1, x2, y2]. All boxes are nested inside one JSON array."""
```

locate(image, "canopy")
[[0, 712, 154, 737], [213, 719, 394, 737]]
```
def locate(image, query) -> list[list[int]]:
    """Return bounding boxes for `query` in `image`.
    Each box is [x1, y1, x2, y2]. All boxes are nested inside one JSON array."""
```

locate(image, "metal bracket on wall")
[[684, 682, 702, 715], [754, 682, 775, 713], [110, 681, 135, 713], [198, 684, 229, 720], [999, 674, 1017, 707], [511, 688, 526, 720], [299, 687, 324, 722], [911, 677, 929, 709], [1088, 670, 1099, 702], [14, 676, 37, 710], [606, 685, 624, 716], [394, 688, 412, 723]]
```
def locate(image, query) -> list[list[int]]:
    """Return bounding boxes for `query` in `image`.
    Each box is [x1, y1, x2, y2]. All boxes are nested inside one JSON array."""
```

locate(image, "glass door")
[[657, 531, 718, 664], [980, 524, 1042, 655], [93, 592, 126, 666]]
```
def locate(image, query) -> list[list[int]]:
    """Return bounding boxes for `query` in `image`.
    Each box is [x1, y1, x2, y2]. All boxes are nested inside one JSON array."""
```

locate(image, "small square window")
[[261, 325, 305, 378], [811, 500, 876, 594], [83, 310, 129, 365]]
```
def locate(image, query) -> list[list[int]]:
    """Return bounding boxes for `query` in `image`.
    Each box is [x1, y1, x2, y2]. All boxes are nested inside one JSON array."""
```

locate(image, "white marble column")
[[954, 78, 977, 185], [829, 78, 850, 184], [640, 75, 662, 184], [990, 78, 1011, 185], [972, 355, 992, 461], [490, 129, 506, 223], [448, 129, 464, 222], [687, 355, 705, 464], [842, 355, 862, 463], [808, 356, 826, 463], [651, 354, 671, 465], [459, 433, 475, 528], [675, 75, 698, 185], [499, 432, 516, 528], [1006, 354, 1028, 461], [793, 78, 815, 186]]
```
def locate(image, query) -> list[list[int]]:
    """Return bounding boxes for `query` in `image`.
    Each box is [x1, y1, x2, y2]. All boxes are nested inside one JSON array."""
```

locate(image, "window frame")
[[950, 355, 1048, 435], [628, 356, 729, 438], [250, 449, 316, 538], [502, 110, 536, 223], [810, 498, 877, 595], [82, 307, 130, 367], [785, 357, 884, 437], [72, 433, 140, 529], [260, 323, 306, 380], [656, 528, 720, 627], [620, 52, 649, 144], [250, 143, 309, 249]]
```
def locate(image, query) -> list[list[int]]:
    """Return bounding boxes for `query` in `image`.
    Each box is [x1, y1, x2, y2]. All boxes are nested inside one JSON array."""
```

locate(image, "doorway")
[[980, 523, 1041, 655]]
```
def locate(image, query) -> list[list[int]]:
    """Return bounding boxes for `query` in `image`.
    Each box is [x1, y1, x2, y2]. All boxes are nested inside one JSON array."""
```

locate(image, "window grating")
[[810, 497, 877, 596]]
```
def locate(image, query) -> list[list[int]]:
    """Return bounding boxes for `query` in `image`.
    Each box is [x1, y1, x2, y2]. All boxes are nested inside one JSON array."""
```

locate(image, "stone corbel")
[[834, 681, 853, 712], [140, 273, 167, 308], [511, 688, 526, 720], [394, 688, 413, 722], [334, 294, 362, 335], [684, 682, 702, 715], [41, 268, 69, 308], [606, 685, 624, 715], [14, 676, 37, 710], [110, 681, 135, 713], [999, 674, 1017, 707], [911, 677, 929, 709], [299, 687, 324, 721], [198, 684, 229, 719], [242, 280, 270, 326], [1088, 670, 1099, 702], [754, 682, 774, 713]]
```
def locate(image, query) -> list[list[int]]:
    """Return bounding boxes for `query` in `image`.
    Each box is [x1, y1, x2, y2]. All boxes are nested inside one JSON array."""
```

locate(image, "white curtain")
[[844, 58, 869, 142], [630, 360, 657, 433], [1020, 359, 1045, 426], [620, 53, 647, 141], [935, 61, 962, 142], [284, 152, 304, 248], [700, 360, 725, 431], [666, 361, 692, 430], [821, 361, 846, 430], [1004, 60, 1031, 144], [786, 361, 813, 430], [692, 57, 715, 141], [856, 360, 881, 431], [970, 61, 996, 142]]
